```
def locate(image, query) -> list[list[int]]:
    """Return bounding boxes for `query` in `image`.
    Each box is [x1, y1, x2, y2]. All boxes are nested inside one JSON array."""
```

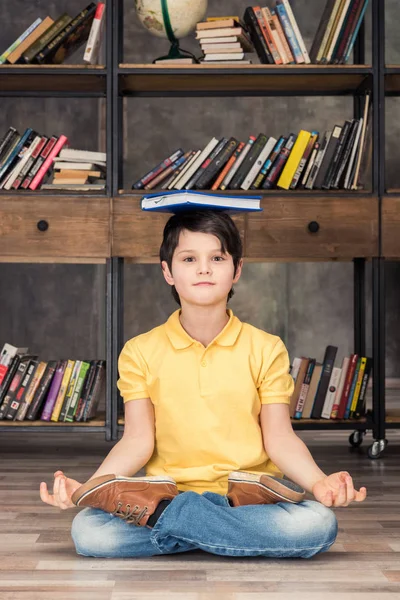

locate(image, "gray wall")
[[1, 0, 399, 378]]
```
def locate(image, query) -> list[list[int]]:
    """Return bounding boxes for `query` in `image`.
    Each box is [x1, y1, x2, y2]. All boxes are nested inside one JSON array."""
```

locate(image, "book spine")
[[263, 8, 287, 63], [50, 360, 74, 421], [65, 362, 91, 422], [84, 361, 106, 420], [0, 356, 20, 406], [5, 361, 38, 420], [354, 357, 372, 418], [294, 359, 316, 419], [332, 119, 359, 188], [290, 132, 318, 189], [186, 138, 228, 190], [330, 357, 350, 418], [305, 131, 332, 189], [145, 152, 190, 190], [337, 354, 358, 419], [253, 6, 282, 64], [322, 121, 351, 189], [3, 133, 40, 191], [29, 135, 68, 190], [0, 128, 17, 159], [212, 142, 244, 191], [132, 149, 184, 189], [0, 128, 33, 182], [277, 130, 311, 190], [26, 363, 56, 420], [35, 5, 96, 64], [59, 361, 81, 421], [349, 356, 367, 416], [321, 366, 342, 419], [275, 3, 304, 64], [309, 0, 337, 62], [342, 0, 369, 63], [271, 10, 295, 63], [166, 152, 195, 189], [331, 0, 360, 63], [344, 357, 361, 419], [40, 361, 66, 421], [241, 137, 276, 190], [0, 18, 42, 64], [251, 136, 286, 189], [22, 14, 72, 63], [84, 2, 105, 65], [243, 7, 274, 64], [337, 0, 365, 63], [195, 138, 239, 190], [299, 141, 319, 188], [15, 362, 47, 421], [324, 0, 352, 63], [75, 361, 97, 421], [316, 0, 343, 63], [262, 134, 296, 189], [278, 0, 311, 63], [0, 361, 27, 420], [230, 134, 268, 189], [21, 136, 56, 189], [172, 150, 200, 189], [310, 346, 338, 419], [12, 136, 48, 189], [220, 136, 255, 190]]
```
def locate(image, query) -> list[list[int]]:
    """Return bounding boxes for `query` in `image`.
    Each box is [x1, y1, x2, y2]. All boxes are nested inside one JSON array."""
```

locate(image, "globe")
[[135, 0, 208, 41]]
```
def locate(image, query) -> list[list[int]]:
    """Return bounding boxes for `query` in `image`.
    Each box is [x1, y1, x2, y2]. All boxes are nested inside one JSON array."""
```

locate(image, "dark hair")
[[159, 209, 243, 306]]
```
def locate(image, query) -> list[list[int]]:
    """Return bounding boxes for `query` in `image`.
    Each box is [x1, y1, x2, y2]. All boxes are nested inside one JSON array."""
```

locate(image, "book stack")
[[132, 93, 371, 192], [0, 125, 106, 191], [289, 345, 372, 421], [196, 16, 254, 64], [0, 1, 105, 66], [44, 149, 107, 191], [0, 343, 105, 423], [242, 0, 369, 65]]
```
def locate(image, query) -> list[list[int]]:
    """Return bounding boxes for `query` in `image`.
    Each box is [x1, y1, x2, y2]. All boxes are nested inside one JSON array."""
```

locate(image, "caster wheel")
[[349, 430, 363, 447], [367, 439, 386, 459]]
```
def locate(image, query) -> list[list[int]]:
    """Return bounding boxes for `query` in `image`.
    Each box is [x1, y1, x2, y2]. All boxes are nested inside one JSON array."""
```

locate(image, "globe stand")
[[152, 0, 201, 64]]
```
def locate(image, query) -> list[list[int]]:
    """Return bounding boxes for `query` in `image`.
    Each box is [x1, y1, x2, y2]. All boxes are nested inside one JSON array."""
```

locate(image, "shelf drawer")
[[245, 196, 378, 259], [0, 197, 110, 259], [112, 199, 245, 259], [382, 197, 400, 258]]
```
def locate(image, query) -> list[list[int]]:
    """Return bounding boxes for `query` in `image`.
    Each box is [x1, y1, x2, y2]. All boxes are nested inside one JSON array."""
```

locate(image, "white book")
[[280, 0, 311, 63], [84, 2, 105, 65], [58, 149, 107, 163], [141, 190, 261, 212], [3, 136, 42, 190], [53, 161, 103, 170], [240, 137, 277, 190], [290, 357, 303, 382], [171, 150, 200, 189], [204, 52, 245, 61], [321, 367, 342, 419], [301, 142, 319, 187], [344, 118, 363, 189], [174, 138, 219, 190]]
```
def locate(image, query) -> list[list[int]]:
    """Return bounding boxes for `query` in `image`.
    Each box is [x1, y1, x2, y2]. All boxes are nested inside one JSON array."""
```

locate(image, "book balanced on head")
[[140, 190, 263, 213]]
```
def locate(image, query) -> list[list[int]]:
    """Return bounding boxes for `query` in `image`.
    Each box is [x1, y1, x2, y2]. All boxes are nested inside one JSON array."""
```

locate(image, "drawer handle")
[[308, 221, 320, 234], [37, 220, 49, 232]]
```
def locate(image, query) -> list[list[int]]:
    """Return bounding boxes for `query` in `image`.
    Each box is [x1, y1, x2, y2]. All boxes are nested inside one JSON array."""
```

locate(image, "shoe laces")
[[112, 502, 148, 526]]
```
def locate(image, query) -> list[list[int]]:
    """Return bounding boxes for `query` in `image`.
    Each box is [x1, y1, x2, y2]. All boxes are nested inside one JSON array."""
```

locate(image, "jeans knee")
[[71, 508, 117, 557]]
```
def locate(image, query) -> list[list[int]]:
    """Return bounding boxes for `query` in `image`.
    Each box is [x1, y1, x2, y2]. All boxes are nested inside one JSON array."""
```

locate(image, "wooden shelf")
[[117, 416, 367, 427], [119, 64, 373, 96], [0, 65, 106, 95], [0, 411, 106, 427]]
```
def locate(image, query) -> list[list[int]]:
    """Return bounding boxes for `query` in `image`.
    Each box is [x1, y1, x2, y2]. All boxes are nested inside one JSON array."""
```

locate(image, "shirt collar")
[[165, 309, 242, 350]]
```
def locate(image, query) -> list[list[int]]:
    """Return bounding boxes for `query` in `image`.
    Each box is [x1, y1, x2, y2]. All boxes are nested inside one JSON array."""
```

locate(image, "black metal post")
[[372, 257, 385, 441], [105, 258, 113, 441], [353, 258, 366, 357], [111, 257, 124, 440]]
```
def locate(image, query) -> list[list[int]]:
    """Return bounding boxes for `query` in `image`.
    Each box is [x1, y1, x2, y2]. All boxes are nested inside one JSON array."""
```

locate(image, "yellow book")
[[277, 130, 311, 190], [350, 356, 367, 413], [51, 360, 74, 422]]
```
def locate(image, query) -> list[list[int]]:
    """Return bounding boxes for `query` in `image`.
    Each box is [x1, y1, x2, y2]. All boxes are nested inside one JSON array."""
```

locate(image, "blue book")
[[275, 3, 304, 64], [140, 190, 263, 213], [0, 128, 33, 182]]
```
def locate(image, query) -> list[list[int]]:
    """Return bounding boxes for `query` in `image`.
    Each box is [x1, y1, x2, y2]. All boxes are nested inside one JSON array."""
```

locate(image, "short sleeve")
[[117, 339, 150, 403], [258, 338, 294, 405]]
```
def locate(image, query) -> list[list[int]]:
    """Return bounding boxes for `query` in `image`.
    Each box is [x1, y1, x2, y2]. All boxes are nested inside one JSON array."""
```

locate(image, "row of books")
[[243, 0, 368, 65], [0, 2, 105, 66], [289, 346, 372, 420], [0, 343, 105, 423], [0, 126, 106, 191], [196, 16, 254, 64], [132, 94, 370, 192]]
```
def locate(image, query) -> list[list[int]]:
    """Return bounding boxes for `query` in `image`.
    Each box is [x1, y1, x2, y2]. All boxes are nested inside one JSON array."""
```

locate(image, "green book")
[[65, 361, 90, 422], [59, 360, 81, 421]]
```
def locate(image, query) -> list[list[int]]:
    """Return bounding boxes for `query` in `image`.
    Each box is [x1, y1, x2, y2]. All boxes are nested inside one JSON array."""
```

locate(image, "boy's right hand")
[[40, 470, 82, 509]]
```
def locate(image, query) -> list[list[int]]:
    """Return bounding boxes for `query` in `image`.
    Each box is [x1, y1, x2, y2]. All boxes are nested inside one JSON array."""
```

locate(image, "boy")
[[40, 209, 367, 559]]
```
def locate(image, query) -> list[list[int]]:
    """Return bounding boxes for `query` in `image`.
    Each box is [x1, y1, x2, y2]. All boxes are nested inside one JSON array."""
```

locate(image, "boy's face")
[[161, 229, 243, 307]]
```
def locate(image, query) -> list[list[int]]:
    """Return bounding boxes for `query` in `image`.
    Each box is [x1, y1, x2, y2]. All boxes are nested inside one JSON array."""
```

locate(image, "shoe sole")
[[72, 474, 178, 506], [228, 471, 305, 504]]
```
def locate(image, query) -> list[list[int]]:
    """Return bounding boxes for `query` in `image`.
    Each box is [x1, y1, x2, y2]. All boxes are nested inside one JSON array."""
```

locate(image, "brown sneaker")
[[227, 471, 305, 507], [71, 473, 179, 528]]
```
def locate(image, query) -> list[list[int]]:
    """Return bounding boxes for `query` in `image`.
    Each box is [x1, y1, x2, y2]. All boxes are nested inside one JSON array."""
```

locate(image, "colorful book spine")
[[40, 361, 66, 421], [65, 361, 90, 422], [342, 0, 369, 64], [277, 0, 311, 63], [220, 136, 255, 190], [15, 361, 47, 421], [275, 3, 304, 64], [51, 360, 74, 422], [0, 18, 42, 64], [344, 357, 361, 419], [84, 2, 105, 65], [29, 135, 68, 190], [277, 130, 311, 189], [132, 149, 184, 190]]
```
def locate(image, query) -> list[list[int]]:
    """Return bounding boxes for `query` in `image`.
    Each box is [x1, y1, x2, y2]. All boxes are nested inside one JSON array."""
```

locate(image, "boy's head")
[[160, 210, 243, 308]]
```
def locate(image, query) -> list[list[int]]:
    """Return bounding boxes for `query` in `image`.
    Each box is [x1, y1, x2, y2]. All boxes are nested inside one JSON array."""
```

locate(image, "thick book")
[[2, 132, 40, 191], [241, 136, 277, 190], [289, 358, 309, 418], [262, 133, 297, 189], [84, 2, 105, 65], [353, 356, 372, 418], [0, 355, 21, 407], [35, 4, 97, 64], [294, 359, 316, 419], [302, 363, 323, 419], [140, 190, 262, 212], [195, 138, 239, 190], [342, 0, 369, 64], [7, 18, 54, 64], [251, 136, 286, 189], [0, 343, 27, 387], [29, 135, 68, 190], [275, 2, 304, 64], [349, 356, 367, 416], [221, 136, 256, 190], [277, 130, 311, 189], [84, 360, 106, 420], [186, 138, 229, 190], [65, 361, 91, 422], [305, 131, 332, 189], [146, 152, 192, 190], [313, 126, 342, 188], [243, 7, 274, 64], [15, 361, 47, 421], [276, 0, 311, 63], [316, 0, 343, 63], [212, 143, 244, 191], [310, 345, 338, 419], [75, 360, 98, 421], [21, 136, 57, 189], [0, 128, 33, 182], [21, 14, 72, 64], [253, 6, 282, 64], [40, 360, 67, 421], [5, 360, 38, 420], [322, 120, 352, 189], [0, 18, 43, 64], [0, 355, 37, 420], [51, 360, 74, 422], [60, 361, 82, 421], [321, 366, 342, 419], [333, 119, 360, 188], [290, 132, 318, 189], [323, 0, 352, 63], [335, 354, 358, 419]]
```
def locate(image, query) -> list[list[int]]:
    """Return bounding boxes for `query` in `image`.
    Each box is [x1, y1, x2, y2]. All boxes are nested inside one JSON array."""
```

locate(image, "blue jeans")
[[71, 490, 338, 559]]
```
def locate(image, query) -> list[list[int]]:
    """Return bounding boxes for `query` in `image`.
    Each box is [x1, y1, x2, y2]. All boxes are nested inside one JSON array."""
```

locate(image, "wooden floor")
[[1, 392, 400, 599]]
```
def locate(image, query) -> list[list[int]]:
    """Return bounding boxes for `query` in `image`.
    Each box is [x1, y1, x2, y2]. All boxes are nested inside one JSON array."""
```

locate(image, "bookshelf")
[[0, 0, 396, 459]]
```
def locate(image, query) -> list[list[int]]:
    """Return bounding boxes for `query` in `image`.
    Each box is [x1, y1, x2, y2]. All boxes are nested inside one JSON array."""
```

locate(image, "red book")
[[337, 354, 359, 420], [29, 135, 68, 190]]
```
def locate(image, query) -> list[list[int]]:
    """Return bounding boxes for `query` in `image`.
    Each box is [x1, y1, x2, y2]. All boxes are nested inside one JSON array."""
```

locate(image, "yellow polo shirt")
[[117, 309, 294, 495]]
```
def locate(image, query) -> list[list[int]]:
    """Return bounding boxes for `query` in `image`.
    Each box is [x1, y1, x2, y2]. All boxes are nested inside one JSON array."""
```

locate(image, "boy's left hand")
[[312, 471, 367, 507]]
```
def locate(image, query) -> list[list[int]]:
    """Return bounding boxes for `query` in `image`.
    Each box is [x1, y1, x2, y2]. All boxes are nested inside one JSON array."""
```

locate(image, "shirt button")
[[201, 361, 207, 367]]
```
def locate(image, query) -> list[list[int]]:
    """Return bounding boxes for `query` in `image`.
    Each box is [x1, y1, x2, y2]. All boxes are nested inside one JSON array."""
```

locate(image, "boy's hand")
[[312, 471, 367, 507], [40, 470, 82, 509]]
